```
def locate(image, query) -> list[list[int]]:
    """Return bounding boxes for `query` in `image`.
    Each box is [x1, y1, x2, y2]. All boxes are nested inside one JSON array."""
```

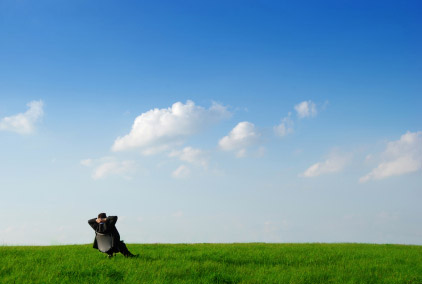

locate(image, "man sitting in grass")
[[88, 213, 137, 258]]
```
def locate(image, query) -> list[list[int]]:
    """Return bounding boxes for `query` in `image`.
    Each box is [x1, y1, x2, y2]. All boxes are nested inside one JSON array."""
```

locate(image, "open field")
[[1, 243, 422, 283]]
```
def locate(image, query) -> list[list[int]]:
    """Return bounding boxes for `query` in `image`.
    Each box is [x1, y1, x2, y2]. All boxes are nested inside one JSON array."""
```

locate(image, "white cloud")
[[172, 210, 184, 218], [80, 159, 93, 167], [256, 146, 266, 158], [235, 148, 247, 158], [140, 144, 177, 156], [301, 151, 352, 177], [93, 161, 136, 180], [169, 146, 209, 168], [171, 165, 191, 179], [0, 100, 44, 134], [112, 100, 230, 153], [359, 131, 422, 183], [274, 114, 293, 137], [80, 157, 136, 180], [219, 121, 261, 158], [294, 100, 317, 118]]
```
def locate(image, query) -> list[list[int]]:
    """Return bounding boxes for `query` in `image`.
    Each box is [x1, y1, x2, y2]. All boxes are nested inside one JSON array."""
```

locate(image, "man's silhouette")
[[88, 213, 136, 257]]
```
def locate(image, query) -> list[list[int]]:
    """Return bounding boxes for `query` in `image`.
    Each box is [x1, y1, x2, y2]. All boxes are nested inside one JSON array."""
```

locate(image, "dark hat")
[[98, 213, 107, 219]]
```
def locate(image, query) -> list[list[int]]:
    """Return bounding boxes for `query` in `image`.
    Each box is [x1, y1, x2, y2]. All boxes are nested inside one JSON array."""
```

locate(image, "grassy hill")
[[1, 243, 422, 283]]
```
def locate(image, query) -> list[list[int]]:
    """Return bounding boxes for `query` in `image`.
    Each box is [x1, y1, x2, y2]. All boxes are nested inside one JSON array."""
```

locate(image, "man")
[[88, 213, 136, 258]]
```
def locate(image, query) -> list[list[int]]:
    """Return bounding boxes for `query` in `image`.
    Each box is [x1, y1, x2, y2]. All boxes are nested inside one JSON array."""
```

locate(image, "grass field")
[[1, 243, 422, 283]]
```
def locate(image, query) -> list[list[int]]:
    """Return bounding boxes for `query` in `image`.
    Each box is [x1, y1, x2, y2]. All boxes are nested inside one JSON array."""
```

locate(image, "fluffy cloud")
[[80, 159, 93, 167], [171, 165, 191, 179], [80, 157, 136, 180], [219, 121, 261, 158], [359, 131, 422, 183], [294, 100, 317, 118], [0, 100, 44, 134], [301, 151, 351, 177], [274, 115, 293, 137], [112, 100, 230, 153], [169, 147, 209, 168]]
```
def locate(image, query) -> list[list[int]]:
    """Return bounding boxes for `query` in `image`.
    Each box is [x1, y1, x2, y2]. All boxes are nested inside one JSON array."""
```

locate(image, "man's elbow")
[[108, 216, 118, 223]]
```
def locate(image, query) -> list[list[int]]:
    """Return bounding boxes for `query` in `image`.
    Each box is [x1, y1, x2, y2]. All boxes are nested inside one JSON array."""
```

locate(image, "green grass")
[[1, 243, 422, 283]]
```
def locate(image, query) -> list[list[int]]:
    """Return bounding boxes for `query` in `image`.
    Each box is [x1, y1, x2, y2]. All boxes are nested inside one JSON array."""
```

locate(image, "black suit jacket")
[[88, 216, 121, 250]]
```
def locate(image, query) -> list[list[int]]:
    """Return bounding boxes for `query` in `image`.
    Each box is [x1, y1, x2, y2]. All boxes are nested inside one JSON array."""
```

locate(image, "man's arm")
[[107, 216, 118, 226], [88, 218, 98, 230]]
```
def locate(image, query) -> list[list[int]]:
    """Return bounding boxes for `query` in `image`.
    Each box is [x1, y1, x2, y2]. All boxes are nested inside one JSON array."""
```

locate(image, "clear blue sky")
[[0, 0, 421, 245]]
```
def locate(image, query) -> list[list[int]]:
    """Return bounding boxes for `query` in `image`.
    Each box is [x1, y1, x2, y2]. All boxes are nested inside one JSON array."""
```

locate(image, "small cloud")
[[219, 121, 261, 158], [294, 100, 317, 119], [364, 154, 374, 165], [274, 114, 293, 137], [236, 148, 247, 158], [81, 157, 137, 180], [300, 151, 352, 177], [0, 100, 44, 134], [172, 210, 184, 218], [80, 159, 93, 167], [169, 146, 209, 168], [93, 160, 136, 180], [171, 165, 191, 179], [256, 146, 266, 158], [359, 131, 422, 183], [294, 149, 304, 155], [321, 100, 330, 111], [141, 144, 176, 156], [111, 100, 231, 153]]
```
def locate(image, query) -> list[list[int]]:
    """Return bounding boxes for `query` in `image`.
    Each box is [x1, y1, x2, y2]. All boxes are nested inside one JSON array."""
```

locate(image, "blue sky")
[[0, 0, 421, 245]]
